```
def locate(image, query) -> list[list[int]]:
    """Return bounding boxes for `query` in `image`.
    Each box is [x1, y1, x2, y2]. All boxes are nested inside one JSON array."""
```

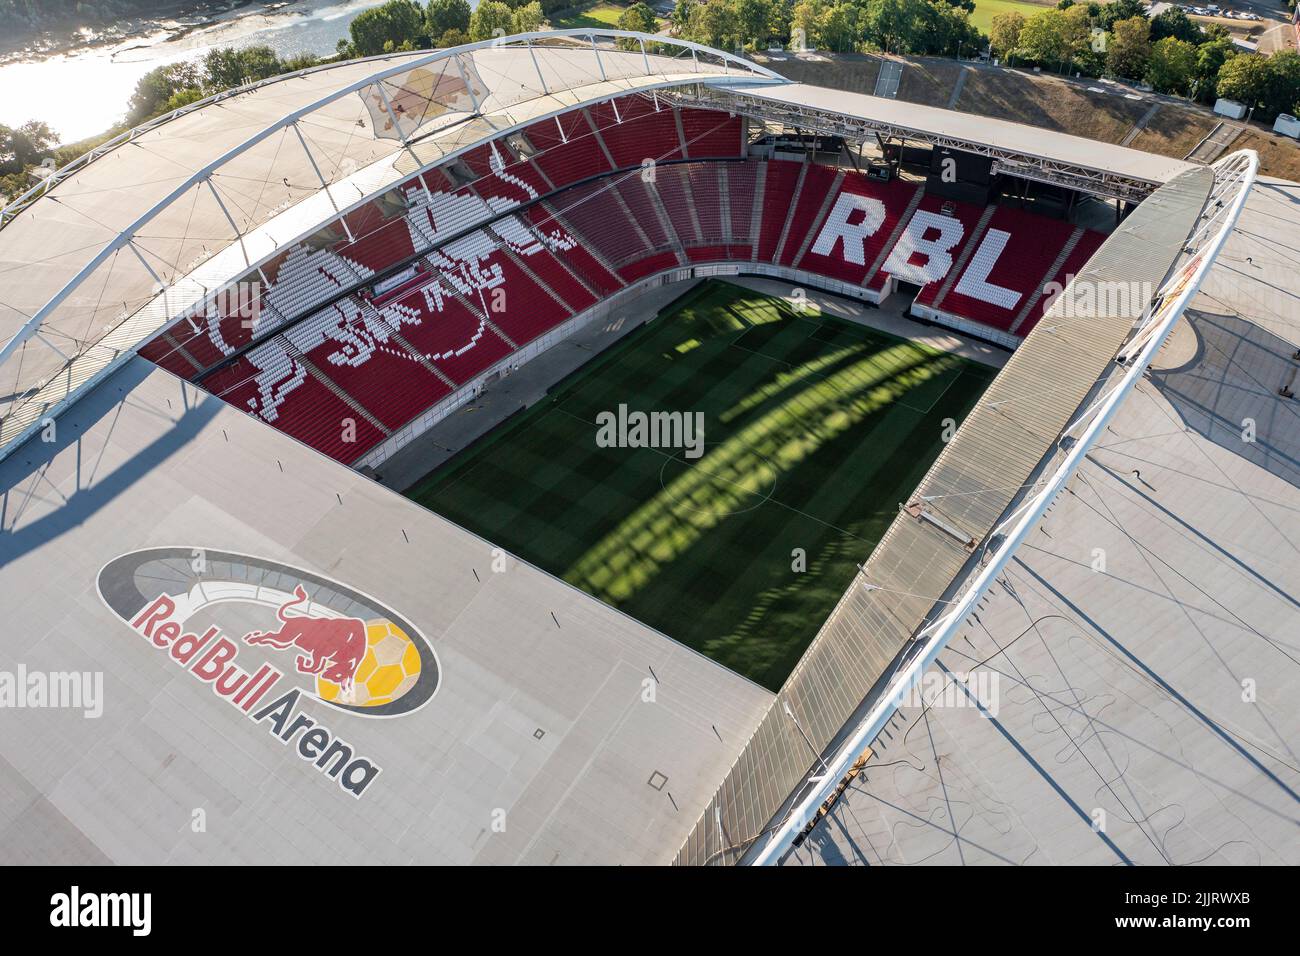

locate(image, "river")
[[0, 0, 413, 144]]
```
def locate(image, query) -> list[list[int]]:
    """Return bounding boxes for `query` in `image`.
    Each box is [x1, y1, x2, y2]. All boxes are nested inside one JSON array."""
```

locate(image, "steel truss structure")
[[668, 85, 1166, 204]]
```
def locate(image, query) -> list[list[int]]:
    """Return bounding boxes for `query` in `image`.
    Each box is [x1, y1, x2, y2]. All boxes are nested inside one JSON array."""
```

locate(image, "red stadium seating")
[[796, 176, 920, 286], [337, 217, 417, 275], [368, 283, 514, 386], [778, 163, 840, 267], [137, 332, 201, 378], [547, 179, 651, 266], [280, 300, 450, 431], [680, 109, 743, 159], [147, 145, 1107, 468], [618, 178, 672, 250], [726, 163, 756, 245], [756, 161, 801, 262], [619, 251, 680, 282], [471, 253, 574, 345], [526, 204, 623, 296], [883, 194, 985, 290], [527, 111, 613, 188], [1019, 228, 1108, 335], [517, 244, 598, 313], [934, 206, 1080, 333], [655, 166, 700, 243], [596, 104, 684, 169], [202, 352, 385, 464]]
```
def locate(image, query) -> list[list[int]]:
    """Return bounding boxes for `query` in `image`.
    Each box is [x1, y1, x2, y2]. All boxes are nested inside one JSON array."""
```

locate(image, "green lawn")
[[969, 0, 1055, 34], [548, 2, 650, 30], [408, 281, 994, 690]]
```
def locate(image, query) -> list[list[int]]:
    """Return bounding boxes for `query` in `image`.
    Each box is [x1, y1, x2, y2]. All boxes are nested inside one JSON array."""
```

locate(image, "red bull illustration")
[[97, 548, 442, 799], [243, 584, 368, 701]]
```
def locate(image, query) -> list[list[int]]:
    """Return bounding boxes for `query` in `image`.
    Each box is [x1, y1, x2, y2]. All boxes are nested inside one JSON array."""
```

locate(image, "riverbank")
[[0, 0, 282, 64]]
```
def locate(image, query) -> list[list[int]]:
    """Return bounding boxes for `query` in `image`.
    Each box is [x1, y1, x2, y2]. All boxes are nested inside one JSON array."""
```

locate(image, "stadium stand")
[[594, 101, 685, 168], [370, 282, 515, 386], [930, 206, 1080, 334], [284, 299, 450, 432], [139, 105, 1107, 465]]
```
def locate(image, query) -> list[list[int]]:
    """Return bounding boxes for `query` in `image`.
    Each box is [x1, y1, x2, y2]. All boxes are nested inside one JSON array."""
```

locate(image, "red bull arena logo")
[[97, 548, 441, 798]]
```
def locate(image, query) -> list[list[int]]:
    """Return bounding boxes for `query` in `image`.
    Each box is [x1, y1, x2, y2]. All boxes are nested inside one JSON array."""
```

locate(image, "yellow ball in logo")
[[317, 619, 421, 707]]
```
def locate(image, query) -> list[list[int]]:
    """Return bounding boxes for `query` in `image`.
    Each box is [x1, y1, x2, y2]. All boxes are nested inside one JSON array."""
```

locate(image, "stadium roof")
[[709, 82, 1195, 196], [783, 176, 1300, 867], [0, 349, 772, 864], [0, 31, 782, 459]]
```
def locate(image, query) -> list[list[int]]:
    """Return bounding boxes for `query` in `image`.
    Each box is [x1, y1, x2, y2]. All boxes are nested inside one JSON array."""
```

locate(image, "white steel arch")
[[747, 149, 1259, 866], [0, 31, 784, 458]]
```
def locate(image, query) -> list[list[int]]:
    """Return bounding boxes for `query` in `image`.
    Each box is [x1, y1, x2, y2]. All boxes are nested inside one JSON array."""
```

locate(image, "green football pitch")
[[408, 281, 996, 690]]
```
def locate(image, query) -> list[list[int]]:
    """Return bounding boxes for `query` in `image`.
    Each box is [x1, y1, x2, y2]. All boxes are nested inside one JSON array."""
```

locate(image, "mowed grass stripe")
[[409, 281, 994, 690]]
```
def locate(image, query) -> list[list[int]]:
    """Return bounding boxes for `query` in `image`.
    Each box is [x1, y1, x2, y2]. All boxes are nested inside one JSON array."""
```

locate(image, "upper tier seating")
[[593, 102, 684, 169]]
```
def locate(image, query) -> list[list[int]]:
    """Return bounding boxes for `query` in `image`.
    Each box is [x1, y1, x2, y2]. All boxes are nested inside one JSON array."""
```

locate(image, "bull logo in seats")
[[404, 143, 576, 311], [225, 143, 576, 424], [244, 585, 367, 701]]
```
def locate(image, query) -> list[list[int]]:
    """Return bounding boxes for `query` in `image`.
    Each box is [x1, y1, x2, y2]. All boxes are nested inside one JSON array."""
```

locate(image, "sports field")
[[968, 0, 1055, 34], [409, 281, 995, 690]]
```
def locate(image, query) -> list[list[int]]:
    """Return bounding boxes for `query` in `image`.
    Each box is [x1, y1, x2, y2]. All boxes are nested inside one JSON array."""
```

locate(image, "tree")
[[861, 0, 916, 54], [1146, 36, 1197, 95], [820, 2, 860, 51], [469, 0, 515, 40], [427, 0, 472, 36], [672, 0, 697, 34], [686, 0, 740, 48], [0, 121, 58, 175], [989, 11, 1026, 59], [350, 0, 427, 56], [735, 0, 774, 45], [1215, 52, 1271, 113], [1017, 9, 1071, 67], [1263, 49, 1300, 119], [126, 61, 201, 124], [1097, 0, 1143, 31], [202, 46, 283, 90], [512, 0, 544, 32], [1193, 34, 1235, 101], [619, 1, 659, 35], [435, 27, 470, 47], [789, 0, 826, 49], [1106, 15, 1151, 80], [919, 0, 982, 56], [1150, 7, 1200, 45]]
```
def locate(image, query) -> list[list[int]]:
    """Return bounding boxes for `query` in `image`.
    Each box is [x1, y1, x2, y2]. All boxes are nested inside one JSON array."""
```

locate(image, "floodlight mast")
[[746, 149, 1258, 867]]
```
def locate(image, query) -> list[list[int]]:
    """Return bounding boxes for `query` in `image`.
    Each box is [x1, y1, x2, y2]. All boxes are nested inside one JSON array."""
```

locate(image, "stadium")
[[0, 29, 1296, 867]]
